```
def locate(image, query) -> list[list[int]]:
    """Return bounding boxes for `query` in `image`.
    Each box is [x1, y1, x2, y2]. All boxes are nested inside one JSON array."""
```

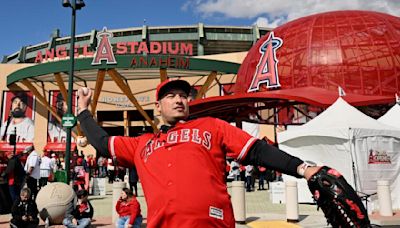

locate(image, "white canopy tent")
[[378, 104, 400, 129], [278, 98, 400, 210]]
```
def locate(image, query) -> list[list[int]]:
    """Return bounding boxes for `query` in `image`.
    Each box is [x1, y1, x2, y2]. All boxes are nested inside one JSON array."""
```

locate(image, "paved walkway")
[[1, 181, 399, 227]]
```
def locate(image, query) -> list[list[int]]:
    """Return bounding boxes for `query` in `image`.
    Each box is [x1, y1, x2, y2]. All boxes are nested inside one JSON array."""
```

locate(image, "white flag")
[[338, 86, 346, 97]]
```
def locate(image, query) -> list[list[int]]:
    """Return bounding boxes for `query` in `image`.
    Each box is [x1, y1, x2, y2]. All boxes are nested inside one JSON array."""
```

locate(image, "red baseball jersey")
[[109, 117, 257, 227]]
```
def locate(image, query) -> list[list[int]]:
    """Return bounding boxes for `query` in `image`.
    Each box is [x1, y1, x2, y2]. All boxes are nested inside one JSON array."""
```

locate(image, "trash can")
[[55, 170, 67, 184]]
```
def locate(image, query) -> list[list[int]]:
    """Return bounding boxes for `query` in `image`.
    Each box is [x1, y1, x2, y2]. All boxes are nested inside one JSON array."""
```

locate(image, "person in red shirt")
[[73, 158, 86, 192], [87, 155, 96, 177], [77, 79, 322, 227], [115, 188, 142, 228]]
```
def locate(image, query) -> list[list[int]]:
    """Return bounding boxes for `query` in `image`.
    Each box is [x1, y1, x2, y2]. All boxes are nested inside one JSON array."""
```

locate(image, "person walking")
[[245, 165, 254, 192], [229, 160, 240, 181], [257, 166, 267, 190], [128, 166, 139, 196], [23, 145, 40, 200], [39, 152, 53, 189]]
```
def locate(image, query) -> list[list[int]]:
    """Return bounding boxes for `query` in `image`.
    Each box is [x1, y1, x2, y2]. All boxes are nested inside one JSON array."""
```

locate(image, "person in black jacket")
[[10, 187, 39, 228], [63, 189, 93, 228], [2, 151, 25, 202]]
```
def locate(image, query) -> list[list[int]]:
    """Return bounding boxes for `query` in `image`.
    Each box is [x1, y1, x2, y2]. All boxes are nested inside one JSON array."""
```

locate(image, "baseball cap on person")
[[23, 145, 34, 154], [156, 79, 191, 101], [11, 91, 28, 104]]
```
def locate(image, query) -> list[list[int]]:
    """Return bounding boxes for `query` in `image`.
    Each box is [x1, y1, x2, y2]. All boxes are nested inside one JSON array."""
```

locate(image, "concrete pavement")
[[0, 180, 330, 227], [2, 180, 397, 227]]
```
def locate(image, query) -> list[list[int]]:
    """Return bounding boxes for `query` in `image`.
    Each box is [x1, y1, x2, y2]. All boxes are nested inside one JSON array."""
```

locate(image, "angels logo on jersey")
[[248, 32, 283, 92], [142, 128, 212, 162]]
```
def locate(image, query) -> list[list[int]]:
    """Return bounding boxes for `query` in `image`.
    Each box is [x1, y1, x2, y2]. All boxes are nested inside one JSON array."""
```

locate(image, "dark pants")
[[0, 183, 12, 214], [39, 177, 48, 189], [26, 176, 38, 200], [11, 217, 39, 228], [246, 176, 252, 192], [9, 184, 22, 202], [108, 170, 115, 183], [258, 172, 265, 190], [130, 181, 138, 196]]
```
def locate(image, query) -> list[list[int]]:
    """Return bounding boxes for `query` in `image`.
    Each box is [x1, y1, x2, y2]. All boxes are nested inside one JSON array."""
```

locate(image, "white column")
[[112, 182, 127, 223], [377, 180, 393, 216], [285, 181, 299, 222], [231, 181, 246, 224]]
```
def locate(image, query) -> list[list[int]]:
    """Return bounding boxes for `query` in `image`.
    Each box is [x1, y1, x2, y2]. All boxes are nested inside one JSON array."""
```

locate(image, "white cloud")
[[184, 0, 400, 26], [254, 17, 284, 28]]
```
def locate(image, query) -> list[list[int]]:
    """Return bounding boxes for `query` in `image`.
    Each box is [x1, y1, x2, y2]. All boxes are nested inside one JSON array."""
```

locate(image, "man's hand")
[[126, 224, 133, 228], [22, 215, 28, 221], [77, 87, 92, 114], [303, 166, 321, 180]]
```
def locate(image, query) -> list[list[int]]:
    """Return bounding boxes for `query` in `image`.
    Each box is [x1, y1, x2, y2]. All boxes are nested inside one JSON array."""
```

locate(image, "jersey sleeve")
[[215, 118, 257, 162], [108, 136, 139, 167]]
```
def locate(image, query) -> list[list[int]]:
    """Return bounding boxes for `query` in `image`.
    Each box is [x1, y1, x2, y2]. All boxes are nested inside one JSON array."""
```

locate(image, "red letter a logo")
[[248, 32, 282, 92], [92, 27, 117, 65]]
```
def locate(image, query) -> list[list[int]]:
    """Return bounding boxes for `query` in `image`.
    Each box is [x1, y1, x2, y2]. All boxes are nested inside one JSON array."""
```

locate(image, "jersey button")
[[167, 147, 172, 151], [167, 163, 172, 167], [167, 181, 173, 186]]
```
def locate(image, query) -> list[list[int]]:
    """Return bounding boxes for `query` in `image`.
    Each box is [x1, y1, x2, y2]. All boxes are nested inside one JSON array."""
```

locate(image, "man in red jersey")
[[76, 79, 366, 227]]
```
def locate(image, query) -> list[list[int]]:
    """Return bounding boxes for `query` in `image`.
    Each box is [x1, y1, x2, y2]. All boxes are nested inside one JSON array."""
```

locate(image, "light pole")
[[62, 0, 85, 183]]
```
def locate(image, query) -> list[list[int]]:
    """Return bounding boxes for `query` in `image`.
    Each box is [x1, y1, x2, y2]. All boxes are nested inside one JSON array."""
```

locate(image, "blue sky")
[[1, 0, 398, 58]]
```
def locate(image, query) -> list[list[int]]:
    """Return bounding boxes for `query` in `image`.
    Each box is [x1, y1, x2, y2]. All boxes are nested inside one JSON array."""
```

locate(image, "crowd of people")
[[226, 160, 280, 192], [0, 144, 143, 227], [0, 146, 63, 214]]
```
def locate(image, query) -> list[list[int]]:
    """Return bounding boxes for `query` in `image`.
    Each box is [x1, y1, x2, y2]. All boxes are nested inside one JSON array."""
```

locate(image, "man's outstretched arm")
[[242, 139, 371, 227], [76, 87, 110, 158], [77, 110, 109, 157], [241, 139, 320, 180]]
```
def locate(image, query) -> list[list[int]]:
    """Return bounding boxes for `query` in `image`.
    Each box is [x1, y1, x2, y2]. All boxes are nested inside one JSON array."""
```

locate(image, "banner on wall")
[[0, 91, 35, 143], [354, 136, 400, 209], [47, 91, 77, 143]]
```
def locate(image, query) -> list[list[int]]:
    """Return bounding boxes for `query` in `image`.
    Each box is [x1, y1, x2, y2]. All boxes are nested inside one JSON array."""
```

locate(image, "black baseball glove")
[[307, 166, 371, 228]]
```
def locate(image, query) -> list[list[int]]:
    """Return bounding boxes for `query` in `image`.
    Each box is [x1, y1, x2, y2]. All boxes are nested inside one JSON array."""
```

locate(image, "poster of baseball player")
[[0, 91, 35, 142], [47, 91, 77, 143]]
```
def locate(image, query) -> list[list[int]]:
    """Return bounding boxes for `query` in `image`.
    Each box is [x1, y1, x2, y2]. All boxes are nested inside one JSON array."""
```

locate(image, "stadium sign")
[[34, 27, 193, 64]]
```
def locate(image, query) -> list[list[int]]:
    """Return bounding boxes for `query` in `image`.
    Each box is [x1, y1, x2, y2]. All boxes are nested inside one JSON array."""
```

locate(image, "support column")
[[231, 181, 246, 224], [285, 181, 299, 222], [377, 180, 393, 216], [112, 182, 127, 223]]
